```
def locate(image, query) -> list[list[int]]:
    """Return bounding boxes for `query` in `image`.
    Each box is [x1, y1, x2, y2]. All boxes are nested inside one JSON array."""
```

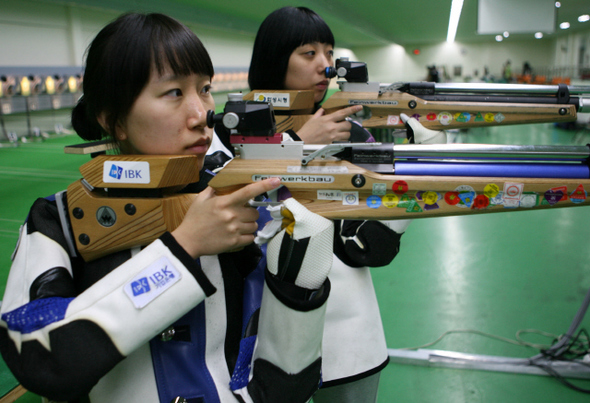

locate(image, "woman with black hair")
[[246, 7, 411, 403], [0, 12, 335, 403], [247, 6, 371, 145]]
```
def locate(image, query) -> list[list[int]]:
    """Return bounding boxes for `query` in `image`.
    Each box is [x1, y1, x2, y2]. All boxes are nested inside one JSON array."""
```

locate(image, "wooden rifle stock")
[[208, 155, 590, 219], [244, 88, 580, 132], [245, 72, 589, 132], [65, 144, 590, 262], [66, 154, 199, 261]]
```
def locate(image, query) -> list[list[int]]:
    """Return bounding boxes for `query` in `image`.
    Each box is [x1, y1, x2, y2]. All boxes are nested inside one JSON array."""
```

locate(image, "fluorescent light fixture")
[[495, 35, 503, 42], [503, 31, 509, 37], [560, 22, 570, 29], [579, 14, 590, 23], [447, 0, 464, 43], [535, 32, 544, 38]]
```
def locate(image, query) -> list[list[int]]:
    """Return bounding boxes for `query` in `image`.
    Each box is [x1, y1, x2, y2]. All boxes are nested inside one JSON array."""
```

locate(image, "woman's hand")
[[172, 178, 281, 258], [296, 105, 362, 144]]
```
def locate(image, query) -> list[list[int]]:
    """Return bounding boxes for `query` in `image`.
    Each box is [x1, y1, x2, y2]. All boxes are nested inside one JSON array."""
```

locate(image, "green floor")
[[1, 121, 590, 402]]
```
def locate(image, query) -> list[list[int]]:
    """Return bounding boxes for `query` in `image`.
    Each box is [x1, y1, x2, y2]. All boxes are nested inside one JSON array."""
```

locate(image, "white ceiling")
[[41, 0, 590, 47]]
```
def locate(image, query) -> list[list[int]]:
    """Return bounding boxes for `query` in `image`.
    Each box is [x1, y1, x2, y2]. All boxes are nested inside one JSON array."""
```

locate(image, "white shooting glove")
[[266, 198, 333, 290], [401, 113, 448, 144]]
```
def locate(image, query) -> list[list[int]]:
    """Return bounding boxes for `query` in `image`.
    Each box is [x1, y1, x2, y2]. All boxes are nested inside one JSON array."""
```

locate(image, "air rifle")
[[244, 58, 590, 132], [65, 96, 590, 262]]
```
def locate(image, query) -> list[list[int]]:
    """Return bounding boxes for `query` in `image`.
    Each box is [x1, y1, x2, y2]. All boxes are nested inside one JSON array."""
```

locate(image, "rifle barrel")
[[393, 144, 590, 160], [384, 82, 590, 112], [434, 83, 590, 95]]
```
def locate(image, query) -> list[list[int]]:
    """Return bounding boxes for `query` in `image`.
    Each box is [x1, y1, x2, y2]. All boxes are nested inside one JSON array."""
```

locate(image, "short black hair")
[[72, 13, 214, 143], [248, 7, 334, 91]]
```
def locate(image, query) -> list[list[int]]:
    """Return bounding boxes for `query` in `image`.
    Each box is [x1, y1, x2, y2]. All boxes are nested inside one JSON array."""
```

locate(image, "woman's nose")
[[317, 54, 332, 72], [187, 96, 207, 128]]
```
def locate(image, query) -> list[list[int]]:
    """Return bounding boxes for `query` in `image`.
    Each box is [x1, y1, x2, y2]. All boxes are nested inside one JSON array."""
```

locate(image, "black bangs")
[[74, 12, 214, 142], [272, 7, 334, 55], [291, 14, 334, 49], [248, 7, 335, 91], [149, 15, 214, 79]]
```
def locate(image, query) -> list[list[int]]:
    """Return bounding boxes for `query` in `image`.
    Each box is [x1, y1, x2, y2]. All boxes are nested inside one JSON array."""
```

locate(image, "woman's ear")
[[97, 112, 109, 132], [114, 125, 128, 142], [98, 112, 127, 141]]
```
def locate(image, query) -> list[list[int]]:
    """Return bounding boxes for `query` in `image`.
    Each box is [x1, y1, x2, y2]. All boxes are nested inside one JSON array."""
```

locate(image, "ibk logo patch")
[[109, 164, 123, 180], [124, 256, 181, 308], [103, 161, 150, 184], [131, 277, 150, 296]]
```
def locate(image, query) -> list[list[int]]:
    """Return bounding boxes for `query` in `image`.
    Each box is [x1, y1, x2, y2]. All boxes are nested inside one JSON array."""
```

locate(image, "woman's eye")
[[166, 88, 182, 97], [201, 84, 212, 95], [304, 50, 316, 56]]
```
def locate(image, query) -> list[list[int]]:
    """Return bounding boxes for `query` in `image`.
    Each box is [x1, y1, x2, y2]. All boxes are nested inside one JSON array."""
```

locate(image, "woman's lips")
[[316, 80, 329, 90], [186, 140, 210, 155]]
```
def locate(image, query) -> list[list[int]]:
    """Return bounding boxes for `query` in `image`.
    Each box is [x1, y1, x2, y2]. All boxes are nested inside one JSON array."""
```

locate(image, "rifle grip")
[[67, 180, 196, 261]]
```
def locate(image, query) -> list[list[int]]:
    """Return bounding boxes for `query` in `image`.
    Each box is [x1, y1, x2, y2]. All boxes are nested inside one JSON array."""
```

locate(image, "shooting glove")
[[401, 113, 447, 144], [333, 220, 404, 267], [266, 198, 334, 290]]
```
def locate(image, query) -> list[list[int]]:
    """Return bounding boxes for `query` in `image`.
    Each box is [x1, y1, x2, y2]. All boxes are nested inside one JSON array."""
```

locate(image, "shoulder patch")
[[123, 256, 181, 309]]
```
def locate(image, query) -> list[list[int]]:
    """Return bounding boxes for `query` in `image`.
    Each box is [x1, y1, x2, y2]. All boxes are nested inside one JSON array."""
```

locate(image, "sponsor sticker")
[[520, 192, 538, 208], [444, 191, 461, 206], [472, 194, 490, 210], [392, 180, 409, 195], [254, 92, 290, 107], [343, 192, 359, 205], [317, 190, 343, 200], [438, 112, 453, 125], [503, 182, 524, 203], [454, 185, 476, 208], [124, 256, 181, 309], [406, 199, 423, 213], [484, 113, 495, 123], [367, 195, 382, 209], [422, 191, 439, 206], [387, 115, 400, 125], [454, 112, 471, 123], [544, 188, 564, 205], [397, 194, 412, 208], [373, 183, 387, 196], [103, 161, 150, 184], [570, 184, 587, 204], [484, 183, 500, 199], [382, 194, 399, 208]]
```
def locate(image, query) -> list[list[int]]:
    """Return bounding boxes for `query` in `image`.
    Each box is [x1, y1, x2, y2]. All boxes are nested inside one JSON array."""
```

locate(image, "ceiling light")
[[535, 32, 544, 39], [555, 2, 561, 8], [579, 15, 590, 23], [495, 35, 503, 42], [503, 31, 509, 38], [560, 22, 570, 29], [446, 0, 464, 43]]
